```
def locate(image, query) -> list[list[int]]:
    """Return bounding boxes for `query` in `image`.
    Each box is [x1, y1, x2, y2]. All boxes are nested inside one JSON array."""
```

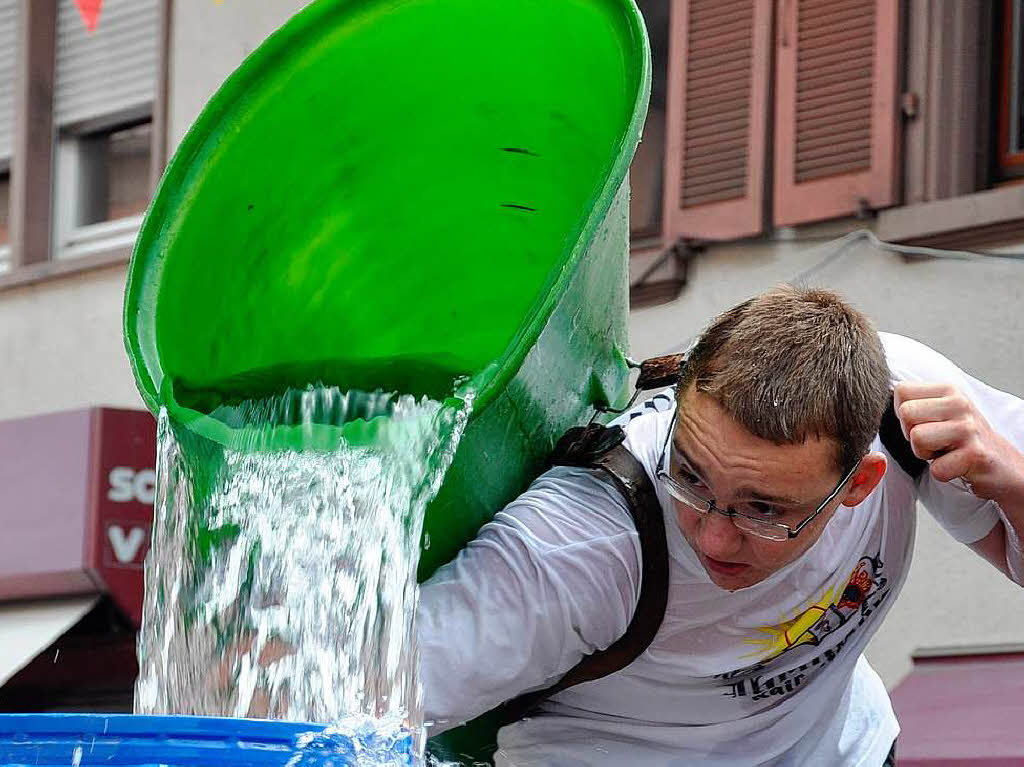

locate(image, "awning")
[[0, 597, 99, 687], [890, 650, 1024, 766]]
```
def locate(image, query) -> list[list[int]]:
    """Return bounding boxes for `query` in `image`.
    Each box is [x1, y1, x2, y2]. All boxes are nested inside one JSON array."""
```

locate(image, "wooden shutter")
[[661, 0, 771, 242], [0, 0, 17, 162], [773, 0, 900, 226], [54, 0, 158, 128]]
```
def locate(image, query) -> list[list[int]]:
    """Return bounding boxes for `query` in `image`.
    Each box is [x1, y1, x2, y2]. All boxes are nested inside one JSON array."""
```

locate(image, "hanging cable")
[[651, 229, 1024, 357]]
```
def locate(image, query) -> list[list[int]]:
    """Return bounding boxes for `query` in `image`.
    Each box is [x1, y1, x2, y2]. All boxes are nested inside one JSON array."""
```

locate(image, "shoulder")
[[495, 465, 640, 558], [469, 465, 644, 624], [879, 332, 967, 383]]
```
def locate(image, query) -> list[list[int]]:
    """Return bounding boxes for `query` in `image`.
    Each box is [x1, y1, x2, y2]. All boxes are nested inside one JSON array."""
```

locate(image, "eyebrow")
[[738, 488, 803, 507], [671, 437, 803, 507]]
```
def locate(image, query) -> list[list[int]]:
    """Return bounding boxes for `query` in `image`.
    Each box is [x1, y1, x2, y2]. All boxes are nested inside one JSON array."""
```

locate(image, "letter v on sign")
[[107, 525, 146, 565]]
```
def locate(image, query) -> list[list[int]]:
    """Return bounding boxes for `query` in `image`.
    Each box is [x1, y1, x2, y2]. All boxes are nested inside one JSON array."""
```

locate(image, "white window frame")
[[52, 110, 151, 262]]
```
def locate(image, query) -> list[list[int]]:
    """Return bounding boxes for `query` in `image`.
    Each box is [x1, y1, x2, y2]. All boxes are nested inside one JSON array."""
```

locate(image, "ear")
[[839, 451, 887, 508]]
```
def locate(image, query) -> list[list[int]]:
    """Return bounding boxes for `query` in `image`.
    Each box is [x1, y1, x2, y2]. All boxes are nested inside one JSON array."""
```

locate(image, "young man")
[[417, 287, 1024, 766]]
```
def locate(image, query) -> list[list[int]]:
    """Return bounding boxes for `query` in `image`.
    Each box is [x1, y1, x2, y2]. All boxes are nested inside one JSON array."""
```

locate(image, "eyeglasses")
[[656, 411, 861, 541]]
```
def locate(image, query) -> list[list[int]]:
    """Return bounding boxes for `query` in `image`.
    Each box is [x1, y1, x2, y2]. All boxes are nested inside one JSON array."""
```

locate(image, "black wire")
[[652, 229, 1024, 357]]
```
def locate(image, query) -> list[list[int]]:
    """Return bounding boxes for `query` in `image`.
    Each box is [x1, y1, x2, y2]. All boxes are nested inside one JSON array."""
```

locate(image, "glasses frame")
[[656, 411, 861, 541]]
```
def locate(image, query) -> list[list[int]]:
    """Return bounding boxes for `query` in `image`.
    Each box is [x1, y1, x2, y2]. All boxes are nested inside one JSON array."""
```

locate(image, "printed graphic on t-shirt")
[[717, 554, 892, 703], [623, 391, 674, 422], [746, 555, 888, 662]]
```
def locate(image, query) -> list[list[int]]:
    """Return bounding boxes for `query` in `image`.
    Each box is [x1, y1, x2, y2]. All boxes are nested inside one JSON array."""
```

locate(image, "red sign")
[[88, 409, 157, 628]]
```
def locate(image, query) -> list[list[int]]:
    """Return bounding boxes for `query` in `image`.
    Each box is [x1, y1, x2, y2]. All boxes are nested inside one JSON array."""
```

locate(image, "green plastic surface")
[[125, 0, 649, 579], [124, 2, 648, 754]]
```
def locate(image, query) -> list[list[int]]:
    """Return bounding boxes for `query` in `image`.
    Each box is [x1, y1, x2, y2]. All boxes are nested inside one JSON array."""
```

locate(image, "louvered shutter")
[[0, 0, 18, 162], [773, 0, 900, 226], [661, 0, 771, 242], [54, 0, 158, 128]]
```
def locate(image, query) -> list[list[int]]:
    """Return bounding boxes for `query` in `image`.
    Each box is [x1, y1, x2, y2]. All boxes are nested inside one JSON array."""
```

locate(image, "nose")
[[696, 508, 744, 560]]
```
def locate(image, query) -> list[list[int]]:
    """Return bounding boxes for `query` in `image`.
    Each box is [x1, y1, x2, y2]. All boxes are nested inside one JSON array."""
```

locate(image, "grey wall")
[[168, 0, 311, 148], [628, 230, 1024, 687], [0, 266, 142, 420]]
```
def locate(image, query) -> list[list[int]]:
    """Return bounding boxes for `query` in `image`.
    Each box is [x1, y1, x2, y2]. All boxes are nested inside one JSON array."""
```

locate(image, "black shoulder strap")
[[491, 424, 670, 727], [879, 399, 927, 480]]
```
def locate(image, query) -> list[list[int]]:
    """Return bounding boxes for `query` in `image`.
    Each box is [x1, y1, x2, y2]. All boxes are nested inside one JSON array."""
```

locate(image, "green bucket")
[[123, 0, 650, 581]]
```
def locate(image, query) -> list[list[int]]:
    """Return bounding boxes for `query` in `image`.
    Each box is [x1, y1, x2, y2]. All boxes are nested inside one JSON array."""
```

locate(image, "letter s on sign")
[[108, 467, 157, 504], [108, 467, 136, 502]]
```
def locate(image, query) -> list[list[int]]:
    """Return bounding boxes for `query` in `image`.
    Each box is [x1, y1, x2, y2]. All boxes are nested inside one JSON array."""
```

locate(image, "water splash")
[[135, 385, 471, 763]]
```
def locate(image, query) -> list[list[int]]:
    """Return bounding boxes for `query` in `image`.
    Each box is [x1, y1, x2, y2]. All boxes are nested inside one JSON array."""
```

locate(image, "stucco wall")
[[628, 230, 1024, 687], [0, 266, 142, 420]]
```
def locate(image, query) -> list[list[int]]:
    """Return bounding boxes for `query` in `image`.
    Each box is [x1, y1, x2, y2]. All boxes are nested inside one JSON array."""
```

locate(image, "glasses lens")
[[731, 514, 790, 541], [660, 474, 709, 511], [665, 453, 714, 503]]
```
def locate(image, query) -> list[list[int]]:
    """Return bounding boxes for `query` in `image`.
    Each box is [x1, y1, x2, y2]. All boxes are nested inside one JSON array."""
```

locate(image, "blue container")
[[0, 714, 413, 766]]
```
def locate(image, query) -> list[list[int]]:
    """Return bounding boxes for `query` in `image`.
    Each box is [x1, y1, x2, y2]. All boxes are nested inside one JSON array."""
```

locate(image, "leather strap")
[[491, 426, 670, 726], [879, 399, 927, 480]]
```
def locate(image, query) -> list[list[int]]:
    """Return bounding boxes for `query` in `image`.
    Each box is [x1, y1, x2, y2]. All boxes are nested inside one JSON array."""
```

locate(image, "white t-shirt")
[[418, 333, 1024, 766]]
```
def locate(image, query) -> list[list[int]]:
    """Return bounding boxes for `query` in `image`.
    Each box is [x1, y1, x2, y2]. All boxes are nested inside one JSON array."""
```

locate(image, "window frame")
[[52, 114, 155, 262], [0, 165, 10, 269], [0, 0, 170, 289], [998, 0, 1024, 174], [631, 1, 1024, 255], [877, 0, 1024, 248]]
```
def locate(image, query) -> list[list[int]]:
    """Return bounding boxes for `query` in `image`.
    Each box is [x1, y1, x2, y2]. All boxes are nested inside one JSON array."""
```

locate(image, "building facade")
[[0, 0, 1022, 748]]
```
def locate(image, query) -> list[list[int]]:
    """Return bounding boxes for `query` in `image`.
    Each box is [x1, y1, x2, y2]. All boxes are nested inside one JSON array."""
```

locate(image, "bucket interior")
[[125, 0, 648, 427]]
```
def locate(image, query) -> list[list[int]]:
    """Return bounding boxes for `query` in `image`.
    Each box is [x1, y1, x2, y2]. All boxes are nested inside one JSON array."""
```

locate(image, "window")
[[1, 0, 164, 277], [630, 0, 670, 242], [640, 2, 1024, 250], [999, 0, 1024, 177], [51, 0, 159, 261], [55, 120, 153, 261], [875, 2, 1024, 248], [649, 0, 900, 245]]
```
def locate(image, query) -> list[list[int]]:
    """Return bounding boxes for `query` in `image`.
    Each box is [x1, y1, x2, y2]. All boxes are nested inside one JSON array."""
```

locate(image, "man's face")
[[669, 386, 852, 591]]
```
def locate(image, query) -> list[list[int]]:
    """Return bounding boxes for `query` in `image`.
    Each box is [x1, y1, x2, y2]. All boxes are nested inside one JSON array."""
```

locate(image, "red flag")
[[74, 0, 102, 32]]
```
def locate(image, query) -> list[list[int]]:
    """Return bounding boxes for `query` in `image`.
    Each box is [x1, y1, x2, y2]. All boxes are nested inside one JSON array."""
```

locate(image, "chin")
[[705, 565, 764, 591]]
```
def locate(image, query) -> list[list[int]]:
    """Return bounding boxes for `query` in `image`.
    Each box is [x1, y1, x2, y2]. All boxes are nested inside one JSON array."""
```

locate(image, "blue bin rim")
[[0, 713, 412, 765], [0, 712, 328, 740]]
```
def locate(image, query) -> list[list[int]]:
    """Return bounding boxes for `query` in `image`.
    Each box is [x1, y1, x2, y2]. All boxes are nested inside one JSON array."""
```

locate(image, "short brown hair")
[[680, 286, 891, 471]]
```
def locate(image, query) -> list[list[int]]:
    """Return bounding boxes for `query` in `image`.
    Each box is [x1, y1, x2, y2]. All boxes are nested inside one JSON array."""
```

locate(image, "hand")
[[894, 382, 1024, 505]]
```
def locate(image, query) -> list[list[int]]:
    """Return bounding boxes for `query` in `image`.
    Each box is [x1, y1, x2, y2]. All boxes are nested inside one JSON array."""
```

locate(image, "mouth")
[[702, 554, 750, 577]]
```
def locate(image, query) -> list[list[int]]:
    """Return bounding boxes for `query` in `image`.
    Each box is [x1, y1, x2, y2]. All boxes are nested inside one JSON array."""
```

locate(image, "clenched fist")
[[894, 382, 1024, 506]]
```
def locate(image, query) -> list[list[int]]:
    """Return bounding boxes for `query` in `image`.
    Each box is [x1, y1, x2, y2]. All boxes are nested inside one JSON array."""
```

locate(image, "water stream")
[[135, 385, 472, 764]]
